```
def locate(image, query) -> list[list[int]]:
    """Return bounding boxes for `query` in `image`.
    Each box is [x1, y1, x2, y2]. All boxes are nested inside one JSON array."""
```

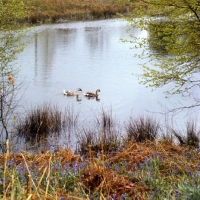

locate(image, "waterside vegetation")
[[1, 106, 200, 199], [1, 0, 200, 199], [1, 134, 200, 199], [23, 0, 133, 24]]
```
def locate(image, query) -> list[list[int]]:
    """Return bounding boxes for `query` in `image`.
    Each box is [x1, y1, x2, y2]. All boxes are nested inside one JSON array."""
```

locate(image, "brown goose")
[[84, 89, 101, 97]]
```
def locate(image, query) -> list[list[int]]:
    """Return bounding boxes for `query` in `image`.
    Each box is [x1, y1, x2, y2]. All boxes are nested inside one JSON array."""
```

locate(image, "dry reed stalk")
[[26, 194, 33, 200], [11, 174, 15, 199], [27, 174, 32, 196], [35, 166, 48, 194], [20, 153, 40, 198], [88, 145, 94, 167], [3, 140, 10, 199], [4, 182, 11, 200], [100, 131, 105, 168], [45, 155, 52, 199]]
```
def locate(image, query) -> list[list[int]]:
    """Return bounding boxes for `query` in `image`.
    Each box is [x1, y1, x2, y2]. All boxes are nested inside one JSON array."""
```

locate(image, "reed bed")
[[23, 0, 133, 23], [14, 104, 200, 152], [76, 107, 123, 155], [15, 104, 79, 144], [125, 116, 160, 142], [170, 119, 200, 147]]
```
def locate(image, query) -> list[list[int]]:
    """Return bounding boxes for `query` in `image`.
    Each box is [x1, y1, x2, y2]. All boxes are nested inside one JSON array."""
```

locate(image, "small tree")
[[0, 1, 27, 151], [122, 0, 200, 111]]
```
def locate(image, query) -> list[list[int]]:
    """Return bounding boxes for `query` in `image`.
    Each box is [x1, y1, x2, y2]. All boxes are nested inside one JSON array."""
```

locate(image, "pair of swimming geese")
[[63, 88, 100, 97]]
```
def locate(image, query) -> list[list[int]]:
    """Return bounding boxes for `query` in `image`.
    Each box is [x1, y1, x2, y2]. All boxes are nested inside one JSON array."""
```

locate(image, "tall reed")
[[16, 103, 63, 142], [125, 116, 160, 142], [76, 107, 122, 155], [171, 119, 200, 147]]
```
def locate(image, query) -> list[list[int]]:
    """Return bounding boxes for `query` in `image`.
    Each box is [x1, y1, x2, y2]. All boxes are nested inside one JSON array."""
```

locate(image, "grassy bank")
[[1, 105, 200, 199], [24, 0, 133, 24], [1, 140, 200, 199]]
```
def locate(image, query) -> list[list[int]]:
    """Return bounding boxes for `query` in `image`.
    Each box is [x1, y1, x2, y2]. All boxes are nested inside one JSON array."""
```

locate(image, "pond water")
[[14, 18, 199, 151]]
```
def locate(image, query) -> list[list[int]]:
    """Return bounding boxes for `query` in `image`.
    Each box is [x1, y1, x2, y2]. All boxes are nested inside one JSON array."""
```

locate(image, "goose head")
[[96, 89, 101, 94], [77, 88, 82, 92]]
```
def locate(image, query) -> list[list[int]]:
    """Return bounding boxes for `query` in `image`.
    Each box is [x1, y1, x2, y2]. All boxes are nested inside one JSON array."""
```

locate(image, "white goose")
[[63, 88, 82, 96]]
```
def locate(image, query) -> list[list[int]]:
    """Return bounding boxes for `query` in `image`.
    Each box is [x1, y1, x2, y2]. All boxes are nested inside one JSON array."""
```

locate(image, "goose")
[[84, 89, 101, 97], [63, 88, 82, 96]]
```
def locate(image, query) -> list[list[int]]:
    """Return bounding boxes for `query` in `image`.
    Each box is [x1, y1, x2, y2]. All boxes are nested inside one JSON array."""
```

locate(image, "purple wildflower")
[[72, 162, 79, 174], [183, 180, 188, 185], [111, 193, 117, 199], [120, 193, 127, 200], [174, 190, 180, 198], [196, 148, 200, 154], [7, 160, 14, 168], [104, 162, 111, 168], [145, 157, 151, 165], [60, 196, 68, 200], [197, 163, 200, 170], [114, 165, 121, 172], [139, 163, 144, 169]]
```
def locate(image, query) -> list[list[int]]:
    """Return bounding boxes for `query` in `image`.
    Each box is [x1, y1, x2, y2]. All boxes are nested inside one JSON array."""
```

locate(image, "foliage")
[[122, 0, 200, 100], [0, 0, 27, 78], [0, 0, 26, 79], [0, 1, 27, 146], [0, 0, 26, 29]]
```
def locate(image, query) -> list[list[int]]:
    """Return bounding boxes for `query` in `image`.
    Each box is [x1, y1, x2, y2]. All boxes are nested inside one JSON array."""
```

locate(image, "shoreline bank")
[[24, 0, 133, 24]]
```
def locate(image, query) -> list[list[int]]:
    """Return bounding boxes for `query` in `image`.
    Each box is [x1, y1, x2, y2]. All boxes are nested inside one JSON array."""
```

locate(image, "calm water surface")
[[15, 18, 199, 150]]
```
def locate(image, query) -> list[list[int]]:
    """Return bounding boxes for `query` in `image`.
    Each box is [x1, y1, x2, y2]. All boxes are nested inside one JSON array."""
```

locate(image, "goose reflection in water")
[[85, 96, 100, 102], [76, 95, 82, 102]]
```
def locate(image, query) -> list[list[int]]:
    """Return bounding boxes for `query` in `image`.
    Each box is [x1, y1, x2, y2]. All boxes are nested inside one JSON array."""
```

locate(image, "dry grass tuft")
[[125, 116, 160, 142], [82, 164, 148, 199], [107, 142, 154, 165]]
